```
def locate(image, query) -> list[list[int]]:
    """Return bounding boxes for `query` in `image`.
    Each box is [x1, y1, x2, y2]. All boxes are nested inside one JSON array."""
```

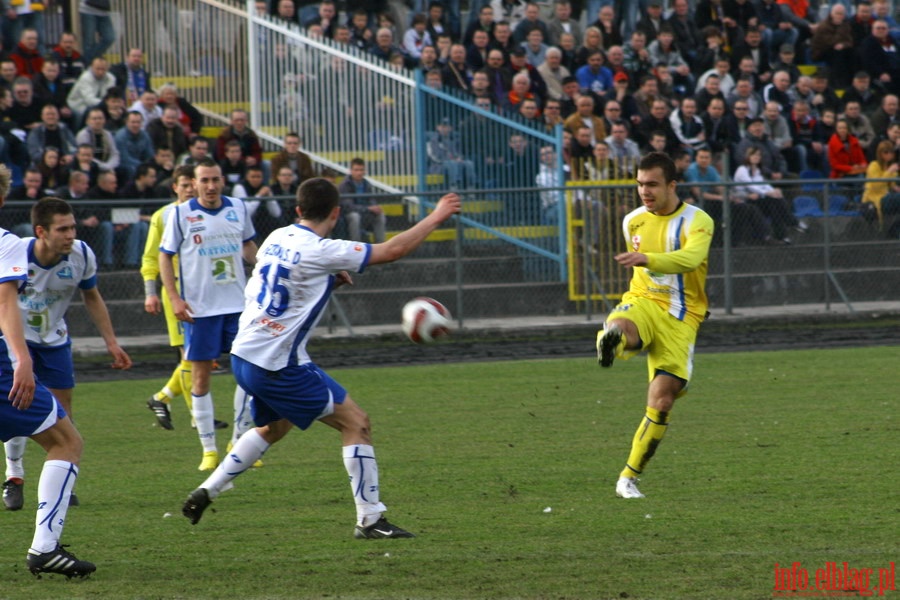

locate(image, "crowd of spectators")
[[259, 0, 900, 241], [0, 7, 334, 263]]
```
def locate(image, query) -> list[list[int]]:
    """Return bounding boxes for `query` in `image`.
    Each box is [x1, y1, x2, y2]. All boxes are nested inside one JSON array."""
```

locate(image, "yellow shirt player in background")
[[596, 151, 714, 500], [142, 164, 195, 430]]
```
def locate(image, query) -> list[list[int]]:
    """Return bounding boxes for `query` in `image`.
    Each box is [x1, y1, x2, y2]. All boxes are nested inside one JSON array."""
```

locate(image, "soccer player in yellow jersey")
[[596, 152, 714, 499], [142, 165, 195, 430]]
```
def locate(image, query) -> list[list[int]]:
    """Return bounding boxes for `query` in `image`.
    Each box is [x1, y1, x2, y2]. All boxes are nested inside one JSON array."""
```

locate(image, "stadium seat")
[[800, 169, 825, 192], [793, 195, 824, 218], [827, 195, 861, 216]]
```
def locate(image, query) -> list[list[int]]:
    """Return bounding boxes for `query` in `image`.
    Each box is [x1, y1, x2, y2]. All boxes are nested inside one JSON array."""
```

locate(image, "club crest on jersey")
[[193, 234, 202, 244], [631, 235, 641, 251], [186, 215, 204, 223], [225, 209, 239, 222], [56, 266, 73, 279]]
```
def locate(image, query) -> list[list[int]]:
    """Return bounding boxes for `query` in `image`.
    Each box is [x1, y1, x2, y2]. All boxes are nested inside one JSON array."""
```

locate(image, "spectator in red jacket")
[[827, 118, 868, 179], [10, 28, 43, 79]]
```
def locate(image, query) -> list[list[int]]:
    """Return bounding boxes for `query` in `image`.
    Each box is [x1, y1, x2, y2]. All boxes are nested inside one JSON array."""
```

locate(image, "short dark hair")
[[135, 163, 156, 179], [296, 177, 339, 222], [638, 152, 677, 183], [31, 197, 73, 231], [195, 158, 218, 170], [350, 157, 365, 168], [173, 164, 194, 181]]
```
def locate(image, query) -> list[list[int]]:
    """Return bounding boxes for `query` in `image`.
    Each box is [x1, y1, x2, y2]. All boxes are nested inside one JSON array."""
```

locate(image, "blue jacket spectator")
[[575, 50, 613, 97], [115, 110, 155, 178]]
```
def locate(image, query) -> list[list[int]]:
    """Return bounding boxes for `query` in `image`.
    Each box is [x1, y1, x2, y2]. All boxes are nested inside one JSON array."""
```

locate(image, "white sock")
[[191, 393, 217, 452], [203, 428, 270, 499], [342, 444, 387, 527], [5, 437, 27, 480], [30, 460, 78, 554], [230, 386, 254, 446]]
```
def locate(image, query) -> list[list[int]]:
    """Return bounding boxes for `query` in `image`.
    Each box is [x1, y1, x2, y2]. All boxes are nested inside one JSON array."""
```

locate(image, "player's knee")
[[342, 402, 372, 439]]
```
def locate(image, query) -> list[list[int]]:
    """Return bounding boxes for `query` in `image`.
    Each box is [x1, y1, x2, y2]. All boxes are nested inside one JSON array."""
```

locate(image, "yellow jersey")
[[621, 201, 714, 331], [141, 201, 179, 284]]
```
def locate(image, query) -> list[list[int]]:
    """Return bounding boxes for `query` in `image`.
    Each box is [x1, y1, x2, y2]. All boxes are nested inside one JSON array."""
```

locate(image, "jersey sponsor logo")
[[187, 215, 204, 223], [631, 235, 641, 251], [354, 244, 363, 252], [189, 225, 206, 233], [258, 317, 286, 333], [225, 209, 239, 222], [57, 266, 73, 280], [193, 234, 202, 245], [12, 266, 24, 273], [199, 243, 240, 257]]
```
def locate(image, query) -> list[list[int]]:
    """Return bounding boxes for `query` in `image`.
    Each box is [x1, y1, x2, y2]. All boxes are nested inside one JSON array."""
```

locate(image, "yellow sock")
[[620, 407, 670, 478], [164, 364, 183, 399], [180, 359, 193, 411]]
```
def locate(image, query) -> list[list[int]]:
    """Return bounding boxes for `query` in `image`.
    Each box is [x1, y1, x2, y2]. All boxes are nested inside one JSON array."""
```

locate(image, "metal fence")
[[565, 177, 899, 318], [38, 1, 897, 337], [25, 173, 896, 339]]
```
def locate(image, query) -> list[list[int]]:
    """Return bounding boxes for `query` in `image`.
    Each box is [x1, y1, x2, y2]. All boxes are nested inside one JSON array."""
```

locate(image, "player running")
[[182, 178, 460, 539], [595, 152, 714, 499], [3, 197, 131, 511]]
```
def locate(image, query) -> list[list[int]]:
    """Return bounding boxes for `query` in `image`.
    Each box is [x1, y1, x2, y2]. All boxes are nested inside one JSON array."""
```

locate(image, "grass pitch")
[[1, 346, 896, 599]]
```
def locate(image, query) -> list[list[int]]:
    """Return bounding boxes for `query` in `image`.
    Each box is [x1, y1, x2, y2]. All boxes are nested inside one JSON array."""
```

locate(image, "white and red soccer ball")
[[401, 297, 452, 344]]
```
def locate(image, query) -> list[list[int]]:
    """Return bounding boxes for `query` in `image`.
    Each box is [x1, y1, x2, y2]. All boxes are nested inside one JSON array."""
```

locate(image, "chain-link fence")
[[28, 174, 897, 338]]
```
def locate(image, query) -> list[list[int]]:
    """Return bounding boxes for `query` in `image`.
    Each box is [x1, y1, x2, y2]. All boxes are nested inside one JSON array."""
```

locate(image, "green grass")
[[2, 347, 897, 599]]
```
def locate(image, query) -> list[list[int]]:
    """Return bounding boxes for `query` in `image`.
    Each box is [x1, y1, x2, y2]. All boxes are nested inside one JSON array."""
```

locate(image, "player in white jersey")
[[141, 165, 230, 434], [159, 159, 258, 470], [3, 197, 131, 512], [3, 197, 131, 510], [182, 178, 461, 539], [0, 168, 96, 578]]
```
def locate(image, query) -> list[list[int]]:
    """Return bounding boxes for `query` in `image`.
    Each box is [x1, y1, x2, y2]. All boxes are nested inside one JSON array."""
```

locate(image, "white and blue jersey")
[[160, 196, 255, 318], [0, 229, 65, 441], [19, 237, 97, 348], [231, 224, 371, 370], [0, 229, 30, 372]]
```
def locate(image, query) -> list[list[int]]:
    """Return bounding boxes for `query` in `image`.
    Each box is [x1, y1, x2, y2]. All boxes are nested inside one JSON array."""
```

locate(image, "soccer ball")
[[401, 297, 452, 344]]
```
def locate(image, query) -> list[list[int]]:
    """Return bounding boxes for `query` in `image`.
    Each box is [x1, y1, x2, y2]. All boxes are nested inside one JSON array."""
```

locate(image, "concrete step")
[[707, 267, 900, 307], [710, 240, 900, 273]]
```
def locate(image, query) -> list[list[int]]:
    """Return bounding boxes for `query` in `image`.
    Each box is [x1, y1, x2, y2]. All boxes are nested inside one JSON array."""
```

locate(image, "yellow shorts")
[[607, 294, 697, 385], [162, 291, 185, 347]]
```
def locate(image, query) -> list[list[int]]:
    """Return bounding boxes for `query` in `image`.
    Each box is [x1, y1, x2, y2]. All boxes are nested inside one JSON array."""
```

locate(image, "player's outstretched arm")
[[0, 281, 35, 409], [368, 193, 461, 265], [80, 287, 133, 370]]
